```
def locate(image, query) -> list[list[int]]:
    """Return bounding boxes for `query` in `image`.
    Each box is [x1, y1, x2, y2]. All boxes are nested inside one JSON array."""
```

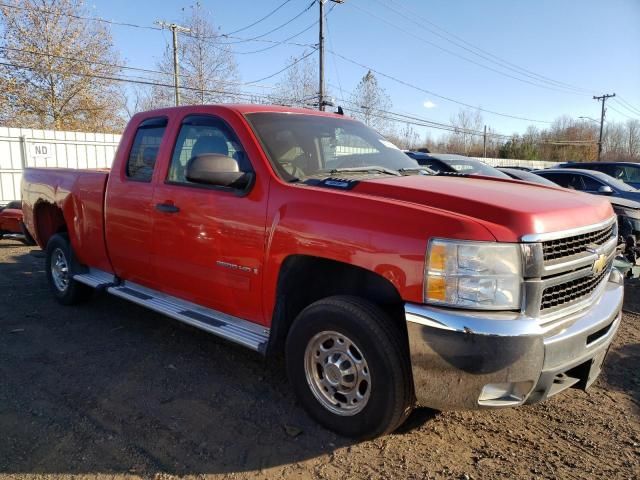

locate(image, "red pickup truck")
[[22, 105, 623, 438]]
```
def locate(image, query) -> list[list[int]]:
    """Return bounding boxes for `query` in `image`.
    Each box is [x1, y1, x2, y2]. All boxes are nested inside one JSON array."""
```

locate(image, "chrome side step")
[[72, 269, 270, 353], [107, 281, 269, 353], [74, 268, 117, 288]]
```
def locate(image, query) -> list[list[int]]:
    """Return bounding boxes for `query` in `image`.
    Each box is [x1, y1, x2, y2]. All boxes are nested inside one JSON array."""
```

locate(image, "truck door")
[[151, 114, 267, 324], [104, 117, 168, 289]]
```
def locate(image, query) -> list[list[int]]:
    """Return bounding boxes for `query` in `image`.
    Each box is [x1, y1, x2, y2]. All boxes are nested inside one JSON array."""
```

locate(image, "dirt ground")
[[0, 240, 638, 480]]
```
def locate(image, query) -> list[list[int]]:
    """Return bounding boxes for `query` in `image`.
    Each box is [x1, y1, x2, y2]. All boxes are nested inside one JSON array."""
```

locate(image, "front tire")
[[45, 233, 92, 305], [286, 296, 414, 439]]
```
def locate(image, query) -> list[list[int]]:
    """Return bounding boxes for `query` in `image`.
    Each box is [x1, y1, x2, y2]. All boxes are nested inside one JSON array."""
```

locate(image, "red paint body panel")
[[21, 168, 111, 272], [20, 104, 615, 328], [0, 208, 22, 234]]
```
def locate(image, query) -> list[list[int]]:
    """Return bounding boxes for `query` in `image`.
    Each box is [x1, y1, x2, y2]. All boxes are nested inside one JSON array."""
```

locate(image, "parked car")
[[22, 105, 622, 439], [404, 151, 510, 179], [557, 162, 640, 189], [0, 201, 35, 245], [534, 168, 640, 202], [497, 168, 558, 186]]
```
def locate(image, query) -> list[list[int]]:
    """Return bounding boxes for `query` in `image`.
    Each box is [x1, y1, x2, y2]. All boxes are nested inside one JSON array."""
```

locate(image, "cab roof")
[[136, 104, 348, 119]]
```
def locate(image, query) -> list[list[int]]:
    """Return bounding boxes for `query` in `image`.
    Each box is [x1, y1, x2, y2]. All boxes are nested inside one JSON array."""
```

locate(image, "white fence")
[[0, 127, 121, 204], [477, 157, 557, 170]]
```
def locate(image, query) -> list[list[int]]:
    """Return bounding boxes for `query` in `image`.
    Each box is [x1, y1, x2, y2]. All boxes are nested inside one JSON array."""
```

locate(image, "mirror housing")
[[597, 185, 614, 195], [186, 154, 252, 188]]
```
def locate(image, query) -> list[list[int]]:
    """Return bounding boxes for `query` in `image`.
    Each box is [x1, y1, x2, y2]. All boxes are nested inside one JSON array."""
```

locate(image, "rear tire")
[[286, 296, 414, 439], [45, 233, 92, 305]]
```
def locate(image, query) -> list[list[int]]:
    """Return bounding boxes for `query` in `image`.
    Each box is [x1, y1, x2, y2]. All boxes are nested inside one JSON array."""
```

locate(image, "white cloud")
[[423, 100, 436, 109]]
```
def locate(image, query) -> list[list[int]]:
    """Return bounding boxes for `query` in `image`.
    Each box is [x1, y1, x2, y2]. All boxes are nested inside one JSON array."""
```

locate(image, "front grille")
[[540, 264, 610, 311], [542, 224, 614, 262]]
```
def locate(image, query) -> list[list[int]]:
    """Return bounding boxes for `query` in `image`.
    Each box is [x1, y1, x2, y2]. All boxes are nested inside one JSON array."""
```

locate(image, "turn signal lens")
[[426, 276, 446, 301]]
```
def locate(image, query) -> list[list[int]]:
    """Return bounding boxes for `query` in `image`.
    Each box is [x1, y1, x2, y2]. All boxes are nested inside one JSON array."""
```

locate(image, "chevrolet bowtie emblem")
[[592, 254, 607, 275]]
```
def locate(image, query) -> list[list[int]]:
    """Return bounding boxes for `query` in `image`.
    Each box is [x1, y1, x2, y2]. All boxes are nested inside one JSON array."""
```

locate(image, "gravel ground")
[[0, 240, 638, 479]]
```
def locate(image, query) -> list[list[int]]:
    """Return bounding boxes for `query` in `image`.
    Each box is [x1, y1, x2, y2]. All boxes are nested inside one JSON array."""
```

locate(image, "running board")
[[107, 281, 269, 353], [74, 268, 118, 288]]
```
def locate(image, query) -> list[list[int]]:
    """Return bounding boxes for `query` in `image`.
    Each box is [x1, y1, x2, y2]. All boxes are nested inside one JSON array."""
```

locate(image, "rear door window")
[[539, 172, 572, 188], [126, 117, 167, 182]]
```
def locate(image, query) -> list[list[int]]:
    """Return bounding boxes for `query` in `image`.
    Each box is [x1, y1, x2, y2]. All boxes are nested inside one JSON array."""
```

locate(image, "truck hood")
[[353, 175, 614, 242]]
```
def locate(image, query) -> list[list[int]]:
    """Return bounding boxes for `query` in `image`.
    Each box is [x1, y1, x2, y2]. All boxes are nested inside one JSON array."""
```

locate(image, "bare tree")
[[625, 119, 640, 159], [141, 2, 240, 110], [448, 108, 483, 155], [348, 70, 392, 134], [269, 54, 318, 108], [0, 0, 124, 131]]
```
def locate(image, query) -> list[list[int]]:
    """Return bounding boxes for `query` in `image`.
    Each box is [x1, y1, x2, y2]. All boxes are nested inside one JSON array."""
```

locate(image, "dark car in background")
[[534, 168, 640, 202], [497, 168, 558, 186], [557, 162, 640, 189], [404, 152, 510, 179]]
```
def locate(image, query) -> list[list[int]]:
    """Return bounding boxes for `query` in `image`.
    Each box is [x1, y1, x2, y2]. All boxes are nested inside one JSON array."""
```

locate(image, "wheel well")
[[33, 202, 67, 247], [267, 255, 407, 356]]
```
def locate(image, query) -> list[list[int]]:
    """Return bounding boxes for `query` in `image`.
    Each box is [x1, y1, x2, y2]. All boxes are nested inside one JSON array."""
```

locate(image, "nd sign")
[[31, 143, 54, 164]]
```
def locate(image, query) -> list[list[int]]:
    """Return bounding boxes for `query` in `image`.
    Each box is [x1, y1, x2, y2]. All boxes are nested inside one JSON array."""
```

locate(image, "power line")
[[0, 46, 281, 91], [244, 48, 318, 84], [614, 97, 640, 117], [328, 49, 553, 124], [233, 20, 318, 55], [607, 103, 639, 120], [217, 1, 315, 44], [325, 13, 345, 101], [223, 0, 293, 36], [0, 1, 312, 56], [349, 1, 591, 96], [0, 1, 162, 30], [0, 59, 277, 101], [384, 0, 595, 95], [233, 2, 337, 55]]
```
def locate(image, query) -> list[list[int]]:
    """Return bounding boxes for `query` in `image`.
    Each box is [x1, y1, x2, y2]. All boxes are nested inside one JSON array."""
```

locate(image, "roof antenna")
[[336, 106, 344, 115]]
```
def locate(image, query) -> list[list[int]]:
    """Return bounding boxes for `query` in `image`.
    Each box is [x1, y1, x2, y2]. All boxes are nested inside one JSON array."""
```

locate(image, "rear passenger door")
[[105, 117, 168, 288]]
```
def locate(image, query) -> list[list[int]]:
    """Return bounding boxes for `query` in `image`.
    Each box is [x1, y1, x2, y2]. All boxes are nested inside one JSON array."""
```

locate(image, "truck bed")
[[22, 168, 112, 272]]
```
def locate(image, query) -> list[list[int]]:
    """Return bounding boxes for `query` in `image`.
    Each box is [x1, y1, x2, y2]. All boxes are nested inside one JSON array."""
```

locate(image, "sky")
[[87, 0, 640, 138]]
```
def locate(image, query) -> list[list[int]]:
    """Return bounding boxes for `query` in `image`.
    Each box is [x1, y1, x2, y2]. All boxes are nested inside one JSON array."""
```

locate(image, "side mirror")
[[597, 185, 614, 195], [186, 154, 253, 188]]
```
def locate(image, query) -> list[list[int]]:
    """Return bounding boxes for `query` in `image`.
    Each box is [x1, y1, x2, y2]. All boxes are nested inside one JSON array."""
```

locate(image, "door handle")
[[155, 202, 180, 214]]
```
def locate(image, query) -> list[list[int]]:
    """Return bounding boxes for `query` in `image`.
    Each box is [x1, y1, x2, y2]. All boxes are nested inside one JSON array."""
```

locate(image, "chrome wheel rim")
[[51, 247, 70, 292], [304, 330, 371, 416]]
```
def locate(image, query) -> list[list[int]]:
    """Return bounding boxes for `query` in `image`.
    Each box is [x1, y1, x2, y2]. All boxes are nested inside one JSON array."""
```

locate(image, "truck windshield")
[[245, 112, 419, 181]]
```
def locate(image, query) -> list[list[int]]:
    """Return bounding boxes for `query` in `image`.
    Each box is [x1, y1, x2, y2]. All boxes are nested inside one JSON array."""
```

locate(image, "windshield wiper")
[[329, 166, 401, 176]]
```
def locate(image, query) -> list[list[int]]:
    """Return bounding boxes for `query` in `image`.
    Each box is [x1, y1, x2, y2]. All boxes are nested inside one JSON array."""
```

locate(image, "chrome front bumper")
[[405, 270, 624, 410]]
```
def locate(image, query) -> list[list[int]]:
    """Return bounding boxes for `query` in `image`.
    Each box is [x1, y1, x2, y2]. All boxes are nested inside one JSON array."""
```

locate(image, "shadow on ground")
[[0, 245, 435, 475]]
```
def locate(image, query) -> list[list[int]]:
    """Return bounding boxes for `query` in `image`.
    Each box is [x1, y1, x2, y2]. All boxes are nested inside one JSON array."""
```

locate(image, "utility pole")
[[593, 93, 615, 161], [157, 21, 191, 106], [483, 125, 487, 158], [318, 0, 343, 111]]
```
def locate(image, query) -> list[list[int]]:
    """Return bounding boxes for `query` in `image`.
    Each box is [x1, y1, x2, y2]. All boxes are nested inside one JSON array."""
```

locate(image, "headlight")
[[425, 239, 523, 310]]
